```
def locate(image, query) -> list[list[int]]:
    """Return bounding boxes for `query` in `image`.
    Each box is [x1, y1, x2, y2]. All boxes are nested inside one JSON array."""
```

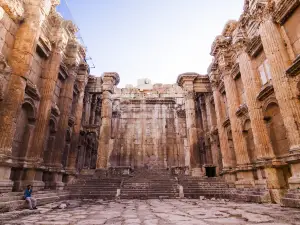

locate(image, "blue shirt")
[[24, 189, 32, 198]]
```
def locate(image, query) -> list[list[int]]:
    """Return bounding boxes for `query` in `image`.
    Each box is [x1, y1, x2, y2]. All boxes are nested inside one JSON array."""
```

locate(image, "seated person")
[[24, 185, 37, 210]]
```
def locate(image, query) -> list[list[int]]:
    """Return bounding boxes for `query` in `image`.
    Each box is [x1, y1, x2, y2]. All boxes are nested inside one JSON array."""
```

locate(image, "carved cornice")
[[103, 72, 120, 86], [36, 35, 52, 58], [246, 35, 263, 58], [68, 116, 75, 127], [222, 117, 231, 128], [231, 63, 240, 80], [236, 103, 249, 117], [211, 35, 232, 56], [58, 63, 69, 80], [286, 54, 300, 76], [222, 20, 238, 37], [272, 0, 300, 25], [25, 80, 40, 101], [63, 20, 78, 37], [176, 72, 199, 87], [51, 103, 60, 117], [257, 83, 274, 101]]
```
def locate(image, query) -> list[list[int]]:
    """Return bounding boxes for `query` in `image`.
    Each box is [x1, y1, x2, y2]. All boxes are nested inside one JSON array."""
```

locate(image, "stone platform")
[[2, 199, 300, 225]]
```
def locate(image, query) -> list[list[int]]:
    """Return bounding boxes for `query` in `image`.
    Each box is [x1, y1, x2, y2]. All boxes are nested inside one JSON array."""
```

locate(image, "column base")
[[94, 169, 108, 178], [0, 165, 13, 193]]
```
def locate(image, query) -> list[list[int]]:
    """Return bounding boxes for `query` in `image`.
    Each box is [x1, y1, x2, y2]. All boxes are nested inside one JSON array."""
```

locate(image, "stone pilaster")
[[96, 73, 120, 174], [259, 17, 300, 152], [0, 0, 52, 192], [49, 39, 80, 189], [220, 61, 255, 187], [210, 79, 236, 184], [177, 73, 201, 175], [65, 62, 89, 182]]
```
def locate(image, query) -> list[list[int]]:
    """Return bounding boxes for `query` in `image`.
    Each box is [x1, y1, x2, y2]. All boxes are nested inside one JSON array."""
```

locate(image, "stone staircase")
[[66, 175, 122, 200], [281, 189, 300, 208], [178, 176, 230, 199], [0, 190, 69, 213], [120, 168, 179, 199]]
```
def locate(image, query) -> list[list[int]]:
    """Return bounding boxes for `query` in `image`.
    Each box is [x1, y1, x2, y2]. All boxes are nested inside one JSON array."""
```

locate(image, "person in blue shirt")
[[24, 185, 37, 210]]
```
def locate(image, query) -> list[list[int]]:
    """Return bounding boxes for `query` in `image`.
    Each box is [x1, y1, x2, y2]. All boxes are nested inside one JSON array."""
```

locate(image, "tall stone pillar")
[[177, 73, 205, 176], [209, 75, 236, 184], [220, 59, 255, 187], [0, 0, 52, 192], [260, 18, 300, 152], [23, 12, 67, 190], [236, 38, 286, 202], [96, 73, 120, 175], [50, 39, 80, 189], [65, 62, 89, 183]]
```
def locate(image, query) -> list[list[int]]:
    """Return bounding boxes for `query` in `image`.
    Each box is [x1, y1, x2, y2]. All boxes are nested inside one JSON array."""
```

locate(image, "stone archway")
[[264, 102, 289, 157]]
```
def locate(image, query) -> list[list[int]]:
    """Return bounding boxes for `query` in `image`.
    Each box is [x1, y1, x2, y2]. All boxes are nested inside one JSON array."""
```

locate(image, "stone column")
[[221, 64, 255, 187], [259, 15, 300, 191], [210, 79, 236, 184], [260, 18, 300, 152], [23, 13, 67, 190], [65, 62, 89, 183], [0, 0, 51, 192], [96, 73, 120, 175], [50, 40, 80, 189], [177, 73, 202, 176]]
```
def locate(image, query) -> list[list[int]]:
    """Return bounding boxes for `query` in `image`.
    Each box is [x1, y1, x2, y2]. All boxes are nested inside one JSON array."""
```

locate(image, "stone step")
[[281, 197, 300, 208]]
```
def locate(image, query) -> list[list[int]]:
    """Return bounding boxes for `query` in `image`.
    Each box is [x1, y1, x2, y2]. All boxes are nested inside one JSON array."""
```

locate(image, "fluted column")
[[238, 51, 275, 159], [65, 63, 89, 180], [96, 73, 120, 173], [28, 14, 67, 161], [222, 68, 255, 187], [211, 84, 236, 169], [259, 18, 300, 152], [0, 0, 51, 192]]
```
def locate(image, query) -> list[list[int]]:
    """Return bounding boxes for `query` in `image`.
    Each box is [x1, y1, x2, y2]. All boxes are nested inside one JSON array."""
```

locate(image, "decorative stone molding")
[[145, 98, 176, 105], [257, 83, 274, 101], [211, 35, 232, 56], [58, 63, 69, 80], [51, 103, 60, 117], [246, 35, 263, 58], [231, 63, 241, 80], [68, 116, 75, 127], [286, 54, 300, 76], [236, 103, 249, 117], [222, 117, 231, 128], [36, 35, 52, 58], [25, 80, 41, 101], [272, 0, 300, 25], [176, 72, 199, 87]]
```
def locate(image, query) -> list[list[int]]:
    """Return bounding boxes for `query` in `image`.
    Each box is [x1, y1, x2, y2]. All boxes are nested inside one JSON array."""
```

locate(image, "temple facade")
[[0, 0, 300, 206]]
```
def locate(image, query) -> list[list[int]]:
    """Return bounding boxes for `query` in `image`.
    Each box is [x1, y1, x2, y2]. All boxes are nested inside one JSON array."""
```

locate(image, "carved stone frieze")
[[246, 35, 263, 58], [272, 0, 300, 25], [286, 54, 300, 77]]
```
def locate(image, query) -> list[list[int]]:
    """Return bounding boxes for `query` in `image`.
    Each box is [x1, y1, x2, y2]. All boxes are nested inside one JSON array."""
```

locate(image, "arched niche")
[[12, 99, 36, 158], [242, 119, 256, 163], [263, 101, 289, 157]]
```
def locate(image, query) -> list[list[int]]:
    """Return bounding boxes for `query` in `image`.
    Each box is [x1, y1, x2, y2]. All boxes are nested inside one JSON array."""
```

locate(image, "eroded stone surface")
[[2, 199, 300, 225]]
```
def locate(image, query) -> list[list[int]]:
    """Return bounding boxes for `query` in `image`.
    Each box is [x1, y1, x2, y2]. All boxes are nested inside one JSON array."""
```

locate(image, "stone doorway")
[[205, 166, 216, 177]]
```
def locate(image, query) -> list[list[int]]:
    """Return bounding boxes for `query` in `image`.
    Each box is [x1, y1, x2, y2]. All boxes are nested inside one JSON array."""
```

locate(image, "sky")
[[58, 0, 245, 87]]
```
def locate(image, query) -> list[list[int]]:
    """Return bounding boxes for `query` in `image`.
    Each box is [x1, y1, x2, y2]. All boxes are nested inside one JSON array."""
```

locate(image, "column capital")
[[176, 72, 198, 88], [101, 72, 120, 92]]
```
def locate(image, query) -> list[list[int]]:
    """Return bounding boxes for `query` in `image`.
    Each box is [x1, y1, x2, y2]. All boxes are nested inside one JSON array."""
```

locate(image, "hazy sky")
[[58, 0, 244, 87]]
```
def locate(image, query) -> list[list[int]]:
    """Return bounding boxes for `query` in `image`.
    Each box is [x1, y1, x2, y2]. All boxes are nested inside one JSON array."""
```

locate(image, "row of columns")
[[210, 4, 300, 202]]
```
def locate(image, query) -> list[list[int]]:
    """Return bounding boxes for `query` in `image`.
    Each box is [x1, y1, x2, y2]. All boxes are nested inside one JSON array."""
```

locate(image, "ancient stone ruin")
[[1, 0, 300, 215]]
